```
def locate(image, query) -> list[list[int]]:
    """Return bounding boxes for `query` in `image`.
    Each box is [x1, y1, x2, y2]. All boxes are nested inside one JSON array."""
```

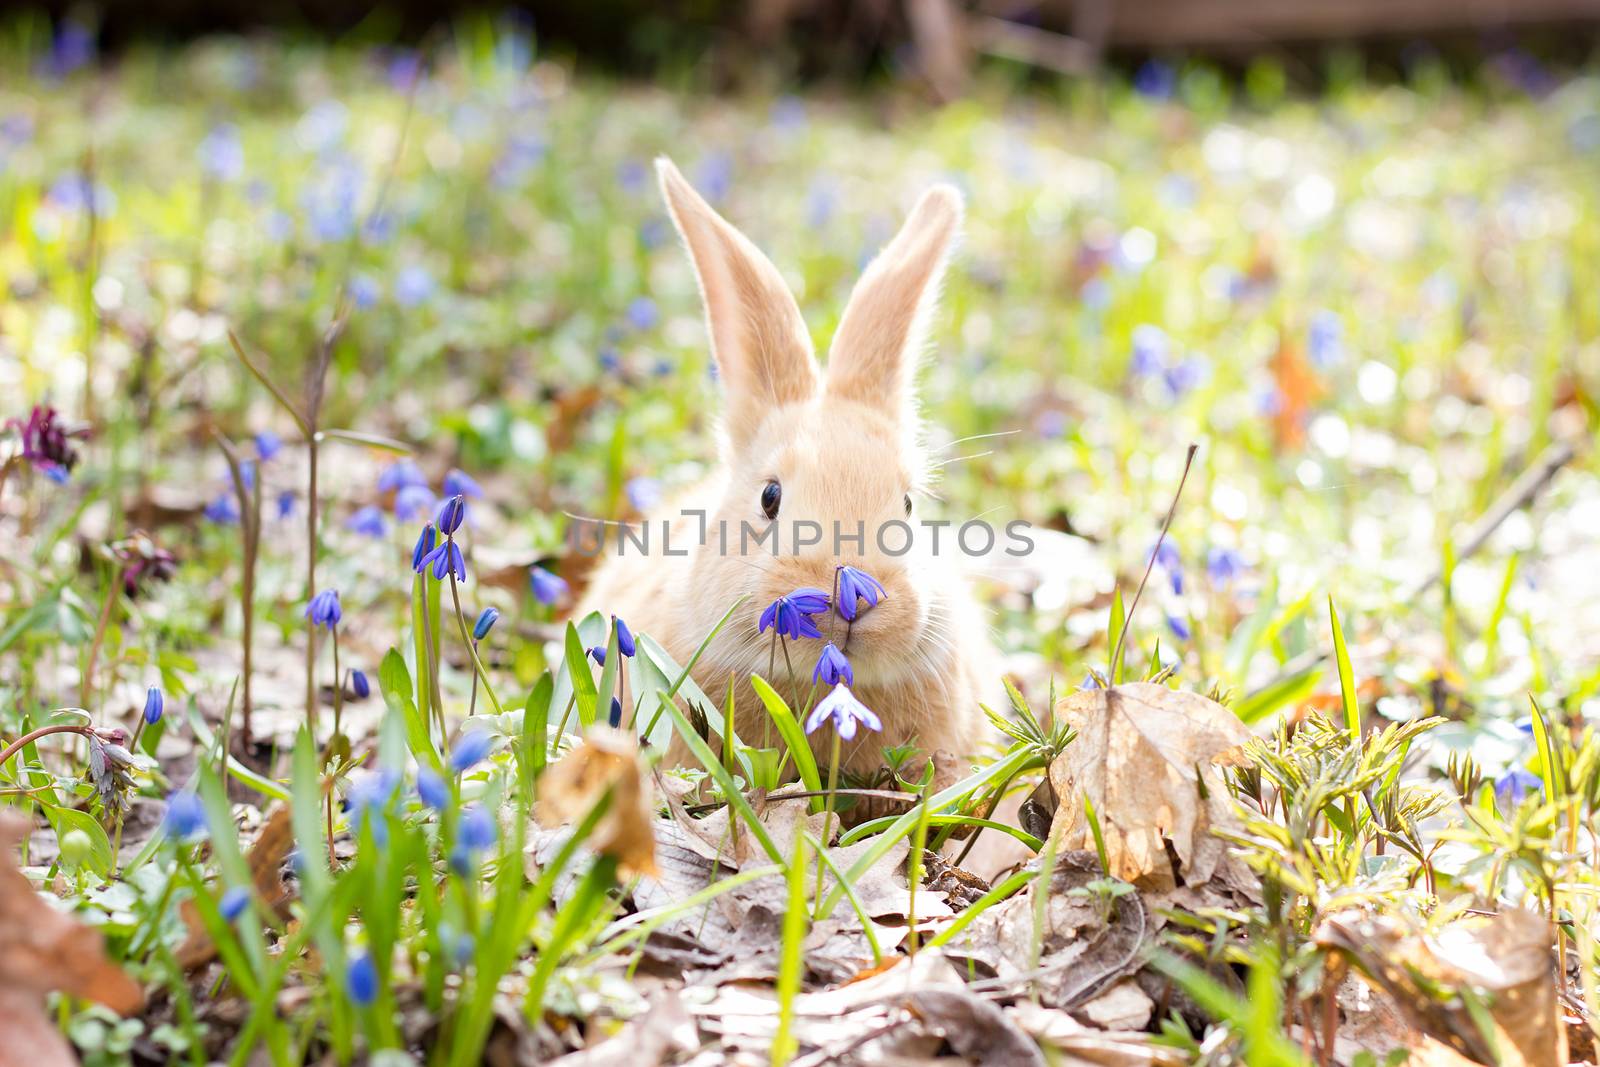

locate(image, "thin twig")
[[1110, 443, 1198, 677]]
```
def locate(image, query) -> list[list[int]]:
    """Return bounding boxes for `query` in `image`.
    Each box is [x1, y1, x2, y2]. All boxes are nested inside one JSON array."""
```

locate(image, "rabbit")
[[578, 157, 996, 778]]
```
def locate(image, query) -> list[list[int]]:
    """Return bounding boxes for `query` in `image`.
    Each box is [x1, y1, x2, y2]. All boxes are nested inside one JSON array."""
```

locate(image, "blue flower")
[[1133, 59, 1176, 100], [473, 607, 500, 641], [1308, 310, 1344, 368], [1080, 673, 1101, 690], [416, 766, 450, 811], [204, 493, 240, 524], [143, 686, 164, 725], [613, 616, 636, 658], [450, 729, 495, 774], [625, 476, 662, 512], [759, 589, 828, 640], [219, 886, 251, 922], [346, 505, 388, 538], [350, 274, 381, 309], [306, 589, 342, 629], [443, 468, 483, 498], [459, 805, 498, 851], [254, 430, 283, 462], [1166, 614, 1192, 641], [350, 670, 370, 699], [346, 953, 379, 1006], [346, 768, 401, 846], [626, 296, 659, 331], [198, 123, 244, 181], [394, 264, 435, 308], [530, 566, 568, 606], [609, 696, 623, 728], [804, 683, 882, 741], [1162, 356, 1208, 400], [1129, 324, 1168, 377], [588, 645, 607, 667], [834, 567, 885, 622], [276, 490, 296, 520], [239, 460, 257, 492], [1206, 547, 1246, 585], [163, 790, 209, 841], [412, 524, 437, 573], [378, 458, 428, 493], [812, 643, 853, 687], [1495, 768, 1542, 811], [435, 494, 466, 536], [394, 484, 436, 521], [421, 540, 467, 582], [1150, 541, 1183, 595]]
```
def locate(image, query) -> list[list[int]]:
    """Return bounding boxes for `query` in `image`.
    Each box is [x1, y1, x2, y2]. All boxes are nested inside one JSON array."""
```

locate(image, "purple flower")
[[394, 484, 436, 522], [812, 643, 853, 687], [459, 805, 497, 851], [1129, 324, 1168, 377], [529, 566, 568, 606], [609, 696, 623, 728], [1207, 547, 1246, 585], [48, 20, 96, 78], [626, 296, 659, 331], [377, 458, 428, 493], [1162, 356, 1208, 399], [1308, 310, 1343, 368], [204, 493, 240, 524], [346, 768, 401, 845], [143, 686, 164, 725], [1495, 768, 1542, 811], [276, 490, 296, 520], [350, 670, 370, 700], [625, 476, 662, 512], [1166, 614, 1192, 641], [473, 607, 500, 641], [1133, 59, 1176, 100], [219, 886, 251, 921], [306, 589, 342, 629], [254, 430, 283, 462], [350, 274, 381, 309], [434, 494, 466, 536], [198, 123, 244, 182], [394, 264, 435, 308], [412, 524, 437, 573], [759, 589, 829, 640], [346, 953, 379, 1006], [346, 505, 387, 538], [694, 152, 733, 203], [443, 468, 483, 498], [416, 766, 450, 811], [613, 616, 636, 658], [450, 729, 495, 774], [163, 790, 209, 841], [1150, 541, 1183, 595], [804, 683, 882, 741], [834, 567, 885, 622], [588, 645, 607, 667], [421, 539, 467, 582]]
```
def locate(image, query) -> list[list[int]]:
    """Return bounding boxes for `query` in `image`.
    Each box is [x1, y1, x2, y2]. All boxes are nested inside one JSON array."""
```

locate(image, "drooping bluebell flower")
[[473, 607, 500, 641], [804, 683, 882, 741], [346, 768, 401, 846], [529, 566, 568, 605], [613, 616, 636, 658], [421, 539, 467, 582], [394, 484, 436, 522], [412, 524, 437, 573], [394, 264, 436, 308], [1308, 309, 1344, 368], [416, 765, 450, 811], [204, 493, 240, 524], [609, 696, 623, 728], [276, 490, 296, 520], [759, 589, 828, 640], [305, 589, 342, 629], [435, 494, 466, 535], [588, 645, 607, 667], [198, 123, 244, 182], [254, 430, 282, 462], [1207, 547, 1246, 585], [1129, 324, 1169, 377], [450, 729, 495, 774], [812, 643, 853, 687], [1494, 768, 1542, 811], [346, 953, 379, 1006], [350, 670, 370, 700], [626, 296, 659, 331], [625, 476, 662, 512], [163, 790, 209, 841], [834, 567, 885, 622], [377, 458, 428, 493], [1167, 614, 1192, 641], [1150, 541, 1183, 595], [346, 505, 387, 538], [443, 468, 483, 499], [219, 886, 251, 922], [143, 686, 164, 725]]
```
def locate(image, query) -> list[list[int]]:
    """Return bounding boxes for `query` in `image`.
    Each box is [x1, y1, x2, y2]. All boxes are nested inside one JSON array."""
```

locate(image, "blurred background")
[[1, 2, 1597, 754]]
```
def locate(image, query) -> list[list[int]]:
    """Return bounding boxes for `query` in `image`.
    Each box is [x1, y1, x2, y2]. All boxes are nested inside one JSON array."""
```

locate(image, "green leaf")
[[43, 805, 113, 875], [656, 693, 783, 865], [1328, 598, 1360, 744], [1528, 696, 1566, 802], [1108, 586, 1127, 684], [522, 672, 553, 791], [379, 647, 437, 767], [750, 675, 823, 809], [1235, 667, 1321, 725], [563, 621, 599, 729]]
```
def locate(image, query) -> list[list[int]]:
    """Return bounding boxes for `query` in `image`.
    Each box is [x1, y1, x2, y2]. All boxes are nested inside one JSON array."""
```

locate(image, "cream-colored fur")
[[578, 158, 995, 777]]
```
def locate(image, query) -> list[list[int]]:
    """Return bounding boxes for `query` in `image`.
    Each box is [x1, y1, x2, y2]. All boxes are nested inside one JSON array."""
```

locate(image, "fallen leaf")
[[1047, 684, 1252, 891], [1073, 980, 1154, 1031], [1316, 907, 1566, 1067], [539, 726, 658, 877], [0, 812, 142, 1067], [176, 804, 295, 969], [552, 990, 697, 1066], [904, 988, 1045, 1067], [1010, 1000, 1188, 1066]]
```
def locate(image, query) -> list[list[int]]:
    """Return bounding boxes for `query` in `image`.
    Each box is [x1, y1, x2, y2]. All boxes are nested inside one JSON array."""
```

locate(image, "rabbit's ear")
[[657, 157, 818, 446], [825, 184, 962, 419]]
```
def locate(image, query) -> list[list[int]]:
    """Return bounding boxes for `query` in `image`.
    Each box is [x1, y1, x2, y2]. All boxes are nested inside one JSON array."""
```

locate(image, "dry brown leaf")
[[539, 726, 658, 877], [0, 812, 143, 1067], [1010, 1001, 1188, 1067], [175, 804, 295, 970], [1316, 907, 1566, 1067], [1074, 981, 1154, 1031], [1047, 684, 1252, 891]]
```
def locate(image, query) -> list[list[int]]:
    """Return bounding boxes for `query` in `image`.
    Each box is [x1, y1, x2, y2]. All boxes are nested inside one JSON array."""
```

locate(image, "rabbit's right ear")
[[657, 158, 818, 447]]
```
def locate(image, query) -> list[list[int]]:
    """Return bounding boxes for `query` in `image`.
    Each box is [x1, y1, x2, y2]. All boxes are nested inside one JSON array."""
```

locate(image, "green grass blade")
[[751, 675, 823, 808], [1328, 598, 1361, 744]]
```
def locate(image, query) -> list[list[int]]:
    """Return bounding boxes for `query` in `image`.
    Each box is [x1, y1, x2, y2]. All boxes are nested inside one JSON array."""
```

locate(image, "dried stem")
[[1109, 443, 1198, 677]]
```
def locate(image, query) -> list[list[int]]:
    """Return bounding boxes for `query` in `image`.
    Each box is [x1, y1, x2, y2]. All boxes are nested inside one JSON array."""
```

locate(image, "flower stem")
[[446, 556, 503, 715], [0, 724, 97, 769], [305, 434, 321, 734], [332, 627, 344, 741], [80, 569, 121, 710], [813, 732, 842, 916]]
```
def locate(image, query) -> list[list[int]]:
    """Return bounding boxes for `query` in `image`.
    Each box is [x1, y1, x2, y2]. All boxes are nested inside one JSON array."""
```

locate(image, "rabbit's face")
[[656, 157, 964, 689]]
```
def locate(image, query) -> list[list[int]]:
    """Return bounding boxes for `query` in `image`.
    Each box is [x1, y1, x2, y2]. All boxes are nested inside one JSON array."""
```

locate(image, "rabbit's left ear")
[[825, 184, 962, 418]]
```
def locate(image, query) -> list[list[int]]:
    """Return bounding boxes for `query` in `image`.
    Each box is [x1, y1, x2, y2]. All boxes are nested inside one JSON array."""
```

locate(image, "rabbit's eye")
[[904, 493, 913, 517], [760, 480, 782, 520]]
